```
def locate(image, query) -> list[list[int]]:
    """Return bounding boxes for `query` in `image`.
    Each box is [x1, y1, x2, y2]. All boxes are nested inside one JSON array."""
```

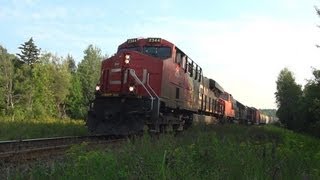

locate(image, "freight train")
[[87, 37, 269, 135]]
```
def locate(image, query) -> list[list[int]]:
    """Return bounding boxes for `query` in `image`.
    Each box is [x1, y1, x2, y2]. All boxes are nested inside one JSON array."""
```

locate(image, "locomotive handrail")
[[147, 73, 159, 100], [146, 73, 161, 121], [129, 69, 155, 110]]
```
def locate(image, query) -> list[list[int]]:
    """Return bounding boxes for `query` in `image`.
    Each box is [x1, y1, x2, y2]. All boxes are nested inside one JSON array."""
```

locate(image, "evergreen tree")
[[17, 37, 40, 66], [275, 68, 303, 130], [13, 37, 40, 118]]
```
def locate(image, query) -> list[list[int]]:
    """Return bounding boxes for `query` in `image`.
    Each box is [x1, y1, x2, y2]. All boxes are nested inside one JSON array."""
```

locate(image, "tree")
[[31, 61, 56, 117], [302, 68, 320, 136], [13, 38, 41, 118], [66, 73, 85, 119], [275, 68, 303, 130], [17, 37, 40, 66], [316, 6, 320, 18], [29, 53, 72, 118], [50, 55, 72, 118], [77, 45, 102, 108], [316, 6, 320, 48], [66, 54, 77, 74], [12, 62, 33, 119], [0, 45, 15, 115]]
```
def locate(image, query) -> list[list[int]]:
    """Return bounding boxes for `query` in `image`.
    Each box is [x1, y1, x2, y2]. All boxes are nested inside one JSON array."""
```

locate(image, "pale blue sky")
[[1, 0, 319, 108]]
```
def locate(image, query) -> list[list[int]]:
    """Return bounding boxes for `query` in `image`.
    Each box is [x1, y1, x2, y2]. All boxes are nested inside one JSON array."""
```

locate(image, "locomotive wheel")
[[159, 125, 168, 133], [172, 124, 179, 132]]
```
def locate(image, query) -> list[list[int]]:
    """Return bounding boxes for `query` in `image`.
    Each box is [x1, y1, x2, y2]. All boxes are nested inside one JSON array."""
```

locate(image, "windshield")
[[118, 46, 141, 53], [143, 46, 171, 59], [118, 46, 172, 59]]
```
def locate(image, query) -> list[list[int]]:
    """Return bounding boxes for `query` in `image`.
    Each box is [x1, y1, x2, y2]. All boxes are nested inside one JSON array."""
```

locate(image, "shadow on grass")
[[0, 118, 87, 140]]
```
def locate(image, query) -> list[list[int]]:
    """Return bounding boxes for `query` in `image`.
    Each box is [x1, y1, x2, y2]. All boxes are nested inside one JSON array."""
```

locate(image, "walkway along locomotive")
[[87, 38, 263, 135]]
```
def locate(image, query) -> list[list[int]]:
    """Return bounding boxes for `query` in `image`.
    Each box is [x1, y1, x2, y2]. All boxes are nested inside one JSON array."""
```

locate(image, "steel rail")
[[0, 135, 126, 164]]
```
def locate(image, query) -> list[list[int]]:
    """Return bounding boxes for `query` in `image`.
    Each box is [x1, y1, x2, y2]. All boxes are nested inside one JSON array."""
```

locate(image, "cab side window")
[[184, 56, 188, 73], [175, 51, 182, 65], [182, 55, 187, 70], [198, 68, 202, 82], [175, 48, 187, 71], [195, 65, 198, 80], [188, 60, 194, 77]]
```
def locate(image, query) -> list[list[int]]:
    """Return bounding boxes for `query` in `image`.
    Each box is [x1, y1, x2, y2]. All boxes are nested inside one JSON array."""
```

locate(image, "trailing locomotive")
[[87, 37, 268, 135]]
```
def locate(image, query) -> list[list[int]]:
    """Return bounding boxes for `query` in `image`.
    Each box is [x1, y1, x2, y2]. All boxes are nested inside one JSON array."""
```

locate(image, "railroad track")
[[0, 135, 126, 164]]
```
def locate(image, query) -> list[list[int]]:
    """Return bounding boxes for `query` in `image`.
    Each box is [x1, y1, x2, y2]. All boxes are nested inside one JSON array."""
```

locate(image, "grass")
[[12, 124, 320, 179], [0, 116, 87, 140]]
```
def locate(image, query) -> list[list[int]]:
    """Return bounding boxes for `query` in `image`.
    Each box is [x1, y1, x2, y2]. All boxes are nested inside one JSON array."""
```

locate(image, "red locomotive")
[[87, 37, 225, 135], [87, 37, 266, 135]]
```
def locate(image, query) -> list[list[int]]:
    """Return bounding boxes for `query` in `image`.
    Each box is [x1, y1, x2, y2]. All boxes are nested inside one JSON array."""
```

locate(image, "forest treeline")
[[275, 68, 320, 138], [0, 38, 102, 120]]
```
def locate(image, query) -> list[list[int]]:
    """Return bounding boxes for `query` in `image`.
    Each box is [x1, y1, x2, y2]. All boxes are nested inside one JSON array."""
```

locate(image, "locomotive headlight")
[[129, 86, 135, 92], [124, 54, 130, 64], [95, 85, 100, 91]]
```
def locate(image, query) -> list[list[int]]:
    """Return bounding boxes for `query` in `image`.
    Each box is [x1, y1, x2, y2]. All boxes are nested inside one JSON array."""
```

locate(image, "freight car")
[[87, 37, 267, 135]]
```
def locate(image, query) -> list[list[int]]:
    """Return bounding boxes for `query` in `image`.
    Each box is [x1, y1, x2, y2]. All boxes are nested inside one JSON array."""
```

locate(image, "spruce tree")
[[17, 37, 40, 65]]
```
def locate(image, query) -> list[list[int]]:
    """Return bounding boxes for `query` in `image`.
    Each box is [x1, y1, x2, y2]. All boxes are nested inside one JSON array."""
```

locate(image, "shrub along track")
[[0, 135, 127, 166]]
